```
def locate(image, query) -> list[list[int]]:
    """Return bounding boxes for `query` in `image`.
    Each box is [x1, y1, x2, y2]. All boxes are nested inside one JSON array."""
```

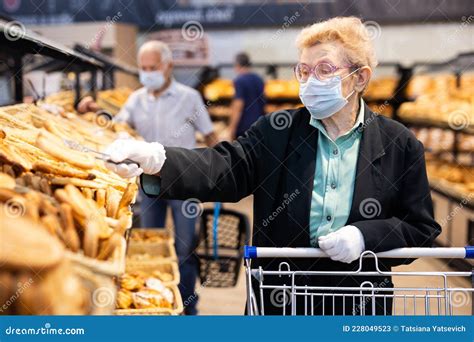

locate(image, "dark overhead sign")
[[0, 0, 471, 29]]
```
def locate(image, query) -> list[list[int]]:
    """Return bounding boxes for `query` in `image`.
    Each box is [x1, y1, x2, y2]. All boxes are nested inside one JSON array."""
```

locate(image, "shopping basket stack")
[[196, 206, 250, 287]]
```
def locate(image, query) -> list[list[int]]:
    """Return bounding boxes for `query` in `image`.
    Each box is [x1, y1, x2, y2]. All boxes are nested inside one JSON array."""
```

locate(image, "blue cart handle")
[[244, 245, 474, 259]]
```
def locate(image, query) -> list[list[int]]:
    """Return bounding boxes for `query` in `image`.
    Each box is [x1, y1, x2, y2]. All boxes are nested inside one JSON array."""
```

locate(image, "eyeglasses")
[[294, 62, 357, 83]]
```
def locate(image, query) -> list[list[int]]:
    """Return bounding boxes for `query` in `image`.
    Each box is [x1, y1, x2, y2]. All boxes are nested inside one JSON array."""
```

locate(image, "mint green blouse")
[[308, 100, 365, 247]]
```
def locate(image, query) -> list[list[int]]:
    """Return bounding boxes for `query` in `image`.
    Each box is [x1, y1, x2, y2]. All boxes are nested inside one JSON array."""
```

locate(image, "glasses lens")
[[315, 63, 335, 81], [295, 64, 310, 83]]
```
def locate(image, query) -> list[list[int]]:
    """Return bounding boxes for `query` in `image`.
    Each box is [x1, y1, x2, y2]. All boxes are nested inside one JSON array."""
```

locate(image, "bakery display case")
[[0, 19, 182, 316], [395, 52, 474, 259]]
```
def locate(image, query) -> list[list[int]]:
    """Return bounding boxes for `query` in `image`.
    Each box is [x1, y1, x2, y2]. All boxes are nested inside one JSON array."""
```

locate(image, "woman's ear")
[[355, 66, 372, 93]]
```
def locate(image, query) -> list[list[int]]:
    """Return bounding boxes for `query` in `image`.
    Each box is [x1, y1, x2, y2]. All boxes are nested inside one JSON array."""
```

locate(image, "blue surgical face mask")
[[139, 70, 165, 90], [299, 68, 360, 120]]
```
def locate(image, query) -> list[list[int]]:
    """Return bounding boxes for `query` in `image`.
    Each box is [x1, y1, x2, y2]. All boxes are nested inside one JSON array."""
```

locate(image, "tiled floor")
[[190, 196, 471, 315]]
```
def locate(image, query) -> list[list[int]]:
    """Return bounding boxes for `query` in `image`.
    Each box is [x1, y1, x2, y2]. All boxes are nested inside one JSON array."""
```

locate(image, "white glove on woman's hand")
[[318, 225, 365, 264], [103, 139, 166, 178]]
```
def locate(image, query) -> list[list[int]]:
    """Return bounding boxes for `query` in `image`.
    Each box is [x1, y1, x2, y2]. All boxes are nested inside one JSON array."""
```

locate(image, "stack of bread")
[[405, 74, 474, 100], [96, 87, 133, 115], [365, 76, 398, 100], [116, 271, 177, 311], [43, 91, 76, 113], [264, 79, 299, 99], [0, 210, 88, 315], [398, 92, 473, 126], [426, 160, 474, 196], [0, 103, 139, 271], [203, 79, 235, 101], [42, 90, 139, 138], [400, 73, 474, 125]]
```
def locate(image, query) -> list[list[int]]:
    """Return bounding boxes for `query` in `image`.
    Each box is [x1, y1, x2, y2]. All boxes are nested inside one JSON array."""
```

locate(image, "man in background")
[[228, 53, 265, 139], [115, 40, 217, 315]]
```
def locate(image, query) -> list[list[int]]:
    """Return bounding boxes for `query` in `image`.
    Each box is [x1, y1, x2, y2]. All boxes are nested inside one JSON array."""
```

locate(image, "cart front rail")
[[244, 246, 474, 259], [244, 246, 474, 316]]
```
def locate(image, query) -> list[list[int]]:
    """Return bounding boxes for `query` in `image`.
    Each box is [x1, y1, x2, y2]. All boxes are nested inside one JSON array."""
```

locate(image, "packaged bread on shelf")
[[115, 271, 179, 312]]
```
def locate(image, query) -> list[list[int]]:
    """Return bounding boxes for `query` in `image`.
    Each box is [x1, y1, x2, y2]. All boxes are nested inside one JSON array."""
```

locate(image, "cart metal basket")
[[244, 246, 474, 316]]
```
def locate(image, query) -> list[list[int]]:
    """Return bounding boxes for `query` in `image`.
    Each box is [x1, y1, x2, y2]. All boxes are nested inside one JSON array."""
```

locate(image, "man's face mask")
[[139, 70, 165, 90]]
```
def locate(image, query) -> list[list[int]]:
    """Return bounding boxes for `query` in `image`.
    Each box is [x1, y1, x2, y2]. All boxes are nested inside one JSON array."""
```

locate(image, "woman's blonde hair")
[[295, 16, 378, 70]]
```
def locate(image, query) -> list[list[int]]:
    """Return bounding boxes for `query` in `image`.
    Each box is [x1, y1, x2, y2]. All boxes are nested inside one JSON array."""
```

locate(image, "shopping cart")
[[244, 246, 474, 316]]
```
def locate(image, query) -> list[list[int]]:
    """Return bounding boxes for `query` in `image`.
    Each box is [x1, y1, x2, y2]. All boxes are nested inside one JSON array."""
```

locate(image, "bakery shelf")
[[400, 116, 474, 135], [0, 19, 104, 105], [429, 178, 474, 210], [74, 44, 138, 90]]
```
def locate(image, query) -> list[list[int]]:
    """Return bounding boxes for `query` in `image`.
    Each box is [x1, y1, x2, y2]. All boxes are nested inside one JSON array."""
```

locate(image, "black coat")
[[142, 103, 441, 315]]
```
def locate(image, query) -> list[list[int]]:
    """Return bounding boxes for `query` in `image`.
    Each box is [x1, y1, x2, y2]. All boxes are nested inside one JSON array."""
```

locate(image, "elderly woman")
[[105, 17, 440, 315]]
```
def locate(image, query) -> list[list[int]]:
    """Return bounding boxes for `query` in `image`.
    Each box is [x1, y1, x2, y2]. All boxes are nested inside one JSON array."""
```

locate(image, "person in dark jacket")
[[228, 52, 266, 139], [104, 16, 440, 315]]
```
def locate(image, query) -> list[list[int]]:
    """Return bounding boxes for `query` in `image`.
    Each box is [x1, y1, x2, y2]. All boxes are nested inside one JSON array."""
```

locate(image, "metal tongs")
[[63, 139, 140, 167]]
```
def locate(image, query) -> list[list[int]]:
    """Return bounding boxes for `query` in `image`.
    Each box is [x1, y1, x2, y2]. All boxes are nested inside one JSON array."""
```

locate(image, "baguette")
[[41, 214, 63, 237], [50, 177, 105, 189], [82, 187, 93, 199], [64, 184, 91, 216], [95, 188, 106, 208], [40, 198, 59, 216], [96, 233, 123, 260], [0, 142, 32, 171], [0, 173, 15, 189], [117, 183, 138, 215], [83, 220, 100, 258], [59, 203, 80, 252], [33, 161, 95, 180], [24, 192, 41, 222], [54, 188, 88, 220], [84, 199, 113, 239], [106, 186, 121, 218], [35, 132, 95, 169], [115, 211, 132, 235]]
